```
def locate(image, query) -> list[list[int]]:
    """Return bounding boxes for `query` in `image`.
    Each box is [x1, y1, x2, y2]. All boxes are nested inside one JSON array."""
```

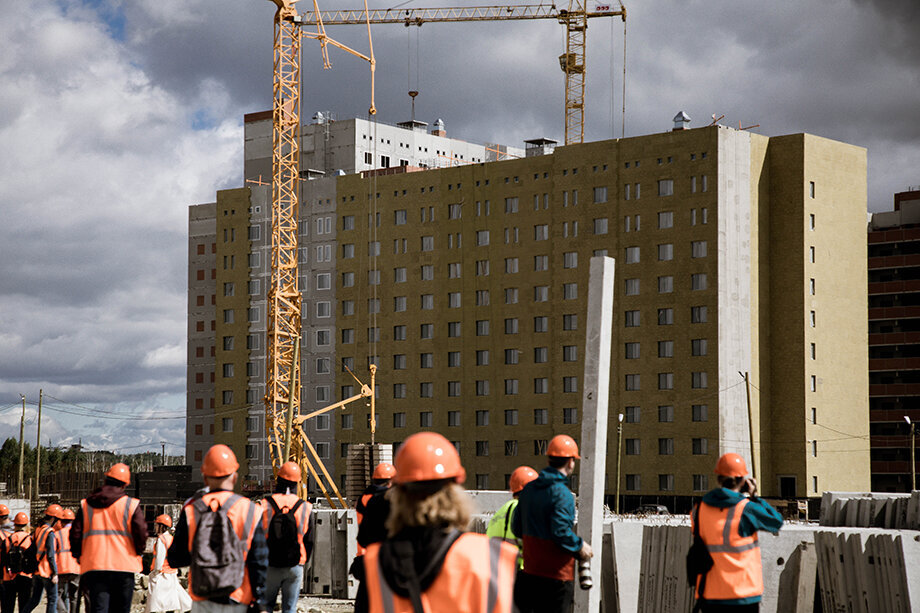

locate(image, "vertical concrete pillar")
[[575, 256, 616, 613]]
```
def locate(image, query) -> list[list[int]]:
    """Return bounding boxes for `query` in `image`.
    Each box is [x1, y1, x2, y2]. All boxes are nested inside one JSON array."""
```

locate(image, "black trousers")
[[1, 576, 37, 613], [514, 571, 574, 613], [81, 572, 133, 613]]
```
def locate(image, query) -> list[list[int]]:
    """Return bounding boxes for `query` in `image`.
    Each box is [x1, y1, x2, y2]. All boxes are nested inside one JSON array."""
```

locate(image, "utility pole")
[[35, 389, 43, 501], [741, 371, 757, 483], [18, 395, 25, 498], [906, 417, 916, 491], [161, 441, 166, 466], [615, 412, 624, 514]]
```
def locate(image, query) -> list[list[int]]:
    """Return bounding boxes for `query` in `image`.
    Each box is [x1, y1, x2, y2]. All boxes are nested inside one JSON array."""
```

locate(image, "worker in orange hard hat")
[[512, 434, 592, 613], [0, 504, 12, 548], [487, 466, 538, 567], [55, 508, 80, 613], [146, 514, 190, 613], [70, 462, 147, 613], [350, 462, 396, 612], [360, 432, 518, 613], [2, 512, 36, 613], [689, 453, 783, 611], [166, 444, 268, 613], [260, 462, 313, 613], [30, 504, 64, 613]]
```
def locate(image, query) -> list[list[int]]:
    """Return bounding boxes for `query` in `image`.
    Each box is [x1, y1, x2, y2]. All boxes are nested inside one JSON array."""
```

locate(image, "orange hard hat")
[[715, 453, 748, 477], [62, 509, 75, 520], [0, 504, 9, 516], [105, 463, 131, 486], [202, 444, 240, 477], [155, 514, 173, 528], [277, 461, 301, 482], [547, 434, 579, 458], [45, 504, 64, 519], [372, 462, 396, 480], [13, 512, 28, 526], [509, 466, 539, 494], [393, 432, 465, 485]]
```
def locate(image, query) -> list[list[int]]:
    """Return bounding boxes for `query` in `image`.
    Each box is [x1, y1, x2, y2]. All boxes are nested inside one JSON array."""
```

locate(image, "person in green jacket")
[[487, 466, 539, 567]]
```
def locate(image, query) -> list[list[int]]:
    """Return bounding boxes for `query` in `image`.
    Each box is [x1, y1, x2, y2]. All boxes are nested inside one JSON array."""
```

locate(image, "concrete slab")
[[609, 520, 646, 613]]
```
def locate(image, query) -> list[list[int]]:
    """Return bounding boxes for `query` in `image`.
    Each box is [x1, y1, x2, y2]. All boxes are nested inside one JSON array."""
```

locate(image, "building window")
[[692, 404, 708, 422], [658, 439, 674, 455], [658, 244, 674, 261], [658, 276, 673, 293], [692, 372, 708, 388], [534, 347, 548, 363], [505, 440, 519, 457], [448, 411, 461, 427], [533, 409, 548, 425], [393, 412, 407, 428], [625, 279, 640, 295], [692, 339, 708, 356], [691, 273, 708, 290], [420, 324, 433, 339], [316, 273, 331, 290], [625, 439, 640, 455], [563, 283, 577, 300], [534, 286, 549, 302], [448, 262, 462, 278], [476, 441, 490, 456], [625, 374, 640, 391], [658, 179, 674, 196], [658, 405, 674, 422], [504, 409, 519, 426], [420, 382, 433, 398], [593, 186, 608, 203], [534, 378, 549, 394], [419, 353, 432, 368], [658, 308, 674, 325], [316, 301, 331, 318], [341, 414, 353, 429], [505, 379, 519, 395], [477, 350, 490, 366], [534, 255, 549, 271], [626, 474, 641, 491], [418, 411, 432, 428], [693, 474, 709, 492], [475, 380, 489, 396], [625, 406, 640, 423], [447, 381, 461, 396], [625, 246, 640, 264], [658, 373, 674, 390], [593, 218, 609, 235], [691, 306, 708, 323], [658, 340, 674, 358], [625, 343, 640, 359], [534, 224, 549, 240], [691, 241, 707, 258], [693, 438, 709, 455], [563, 252, 578, 268], [658, 211, 673, 228], [563, 377, 577, 393], [392, 354, 406, 370], [624, 310, 640, 327], [315, 358, 331, 374], [316, 329, 331, 346], [563, 314, 577, 330]]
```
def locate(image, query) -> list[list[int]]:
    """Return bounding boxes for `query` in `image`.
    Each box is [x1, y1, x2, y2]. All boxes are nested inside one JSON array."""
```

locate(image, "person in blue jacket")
[[692, 453, 784, 611], [511, 434, 592, 613]]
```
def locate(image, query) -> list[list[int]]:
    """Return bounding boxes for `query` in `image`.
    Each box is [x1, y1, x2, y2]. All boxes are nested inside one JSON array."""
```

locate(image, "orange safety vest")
[[365, 533, 518, 613], [80, 495, 143, 574], [56, 525, 80, 575], [355, 493, 373, 557], [3, 531, 34, 581], [693, 499, 763, 601], [34, 524, 58, 578], [261, 493, 312, 566], [184, 491, 261, 604], [150, 533, 176, 574]]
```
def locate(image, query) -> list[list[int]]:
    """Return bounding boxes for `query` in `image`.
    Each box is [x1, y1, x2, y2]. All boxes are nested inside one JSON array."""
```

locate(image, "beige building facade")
[[189, 119, 869, 504]]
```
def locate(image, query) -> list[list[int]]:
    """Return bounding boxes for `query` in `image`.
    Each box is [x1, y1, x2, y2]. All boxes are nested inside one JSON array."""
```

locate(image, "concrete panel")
[[609, 520, 646, 613], [466, 490, 512, 514]]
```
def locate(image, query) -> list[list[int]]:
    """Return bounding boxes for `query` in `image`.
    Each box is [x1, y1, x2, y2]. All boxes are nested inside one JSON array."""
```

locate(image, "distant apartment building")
[[189, 111, 870, 504], [868, 187, 920, 492]]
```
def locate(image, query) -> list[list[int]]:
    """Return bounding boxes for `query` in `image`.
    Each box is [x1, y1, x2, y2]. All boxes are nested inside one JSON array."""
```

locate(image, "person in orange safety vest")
[[55, 509, 80, 613], [145, 515, 190, 613], [0, 504, 12, 542], [166, 444, 268, 613], [32, 504, 63, 613], [361, 432, 519, 613], [70, 462, 148, 613], [351, 462, 395, 613], [1, 512, 36, 613], [260, 462, 313, 613], [691, 453, 784, 612]]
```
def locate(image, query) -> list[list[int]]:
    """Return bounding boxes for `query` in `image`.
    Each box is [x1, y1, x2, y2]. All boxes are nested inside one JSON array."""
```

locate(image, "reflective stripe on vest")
[[56, 526, 80, 575], [365, 533, 517, 613], [185, 491, 262, 604], [80, 496, 142, 574], [261, 493, 312, 565], [694, 499, 763, 601]]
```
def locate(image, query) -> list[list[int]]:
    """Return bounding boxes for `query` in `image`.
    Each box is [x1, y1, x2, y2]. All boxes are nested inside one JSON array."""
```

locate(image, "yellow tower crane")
[[293, 2, 626, 146]]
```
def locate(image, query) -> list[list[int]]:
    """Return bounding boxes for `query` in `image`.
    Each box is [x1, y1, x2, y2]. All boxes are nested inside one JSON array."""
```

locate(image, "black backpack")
[[686, 504, 714, 612], [6, 534, 37, 575], [266, 496, 304, 568], [190, 495, 246, 599]]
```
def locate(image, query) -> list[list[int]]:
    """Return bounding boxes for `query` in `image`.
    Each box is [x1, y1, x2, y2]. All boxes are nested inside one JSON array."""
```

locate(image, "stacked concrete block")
[[814, 527, 918, 613], [607, 520, 647, 613], [819, 491, 920, 529], [636, 524, 694, 613]]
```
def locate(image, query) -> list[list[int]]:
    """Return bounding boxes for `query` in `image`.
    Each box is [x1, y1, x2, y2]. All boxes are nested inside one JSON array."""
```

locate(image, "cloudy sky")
[[0, 0, 917, 455]]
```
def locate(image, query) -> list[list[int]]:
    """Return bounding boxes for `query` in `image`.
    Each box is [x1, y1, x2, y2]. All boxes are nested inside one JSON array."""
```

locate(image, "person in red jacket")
[[361, 432, 519, 613], [70, 463, 148, 613]]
